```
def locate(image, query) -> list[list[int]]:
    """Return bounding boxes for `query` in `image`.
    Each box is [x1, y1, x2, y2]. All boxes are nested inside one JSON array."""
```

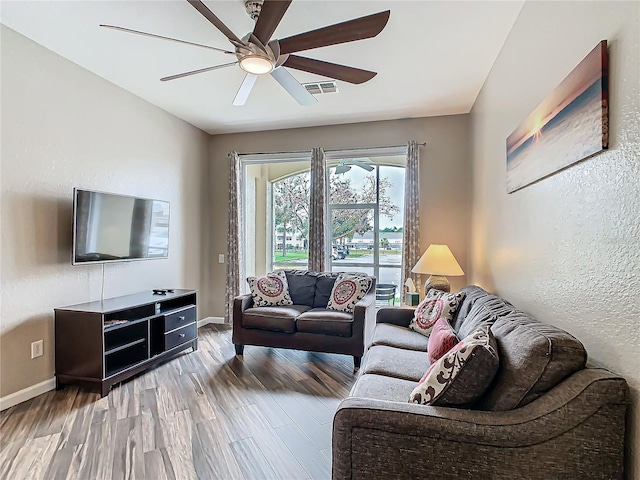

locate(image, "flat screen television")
[[72, 188, 170, 265]]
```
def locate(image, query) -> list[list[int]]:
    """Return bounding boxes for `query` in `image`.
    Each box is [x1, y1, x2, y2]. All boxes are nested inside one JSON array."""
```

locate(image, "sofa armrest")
[[351, 279, 377, 355], [376, 306, 415, 327], [333, 368, 629, 479]]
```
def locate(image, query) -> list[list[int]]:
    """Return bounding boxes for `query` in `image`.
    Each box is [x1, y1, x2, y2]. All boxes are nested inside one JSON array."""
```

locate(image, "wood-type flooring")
[[0, 324, 359, 480]]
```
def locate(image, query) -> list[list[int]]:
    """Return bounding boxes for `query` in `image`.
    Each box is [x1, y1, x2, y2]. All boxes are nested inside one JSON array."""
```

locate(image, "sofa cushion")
[[456, 295, 514, 339], [283, 270, 317, 307], [313, 273, 339, 308], [296, 308, 353, 337], [427, 317, 458, 364], [362, 345, 428, 382], [246, 271, 294, 307], [242, 305, 310, 333], [350, 374, 417, 403], [409, 326, 499, 406], [478, 312, 587, 411], [456, 300, 497, 339], [450, 285, 491, 332], [409, 289, 465, 337], [371, 323, 429, 352]]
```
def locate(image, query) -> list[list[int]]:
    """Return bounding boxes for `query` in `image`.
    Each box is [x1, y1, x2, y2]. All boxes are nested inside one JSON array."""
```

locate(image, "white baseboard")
[[0, 377, 56, 411], [197, 316, 225, 328]]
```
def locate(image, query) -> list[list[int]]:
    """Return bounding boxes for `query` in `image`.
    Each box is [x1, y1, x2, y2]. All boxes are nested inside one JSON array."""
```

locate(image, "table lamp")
[[411, 244, 464, 294]]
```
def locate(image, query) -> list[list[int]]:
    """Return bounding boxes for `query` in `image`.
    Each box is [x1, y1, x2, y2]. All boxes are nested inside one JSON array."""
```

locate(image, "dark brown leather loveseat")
[[233, 270, 376, 368]]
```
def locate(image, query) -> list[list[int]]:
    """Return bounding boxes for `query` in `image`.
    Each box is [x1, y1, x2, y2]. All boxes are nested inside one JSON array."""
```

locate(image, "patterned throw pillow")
[[327, 274, 372, 313], [409, 289, 466, 337], [246, 271, 294, 307], [409, 326, 499, 406], [427, 317, 458, 364]]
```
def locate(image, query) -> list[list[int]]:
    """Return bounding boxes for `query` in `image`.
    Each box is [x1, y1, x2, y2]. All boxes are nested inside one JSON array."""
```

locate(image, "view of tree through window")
[[330, 172, 399, 244], [273, 172, 310, 259], [273, 161, 405, 293]]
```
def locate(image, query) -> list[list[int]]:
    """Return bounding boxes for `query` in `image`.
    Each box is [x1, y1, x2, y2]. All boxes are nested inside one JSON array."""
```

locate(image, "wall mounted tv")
[[73, 189, 170, 265]]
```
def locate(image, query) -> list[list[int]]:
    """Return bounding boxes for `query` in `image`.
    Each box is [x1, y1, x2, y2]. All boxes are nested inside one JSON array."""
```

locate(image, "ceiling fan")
[[100, 0, 390, 106], [334, 159, 374, 174]]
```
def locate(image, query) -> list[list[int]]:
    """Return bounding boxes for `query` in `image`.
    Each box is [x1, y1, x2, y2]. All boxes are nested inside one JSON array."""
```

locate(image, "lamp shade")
[[412, 244, 464, 276]]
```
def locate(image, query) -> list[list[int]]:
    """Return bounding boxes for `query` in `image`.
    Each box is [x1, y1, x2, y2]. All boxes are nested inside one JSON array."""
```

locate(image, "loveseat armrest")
[[376, 306, 414, 327], [333, 368, 629, 480], [232, 294, 253, 329], [232, 293, 254, 350], [234, 293, 253, 312]]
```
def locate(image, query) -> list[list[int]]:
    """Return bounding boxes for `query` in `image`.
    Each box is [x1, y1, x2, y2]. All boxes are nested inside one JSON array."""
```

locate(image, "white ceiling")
[[1, 1, 524, 135]]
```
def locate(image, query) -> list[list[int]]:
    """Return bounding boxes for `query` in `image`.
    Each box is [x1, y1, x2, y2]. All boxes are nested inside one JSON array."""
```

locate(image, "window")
[[239, 146, 406, 302], [326, 148, 406, 300], [272, 170, 311, 271], [240, 153, 311, 291]]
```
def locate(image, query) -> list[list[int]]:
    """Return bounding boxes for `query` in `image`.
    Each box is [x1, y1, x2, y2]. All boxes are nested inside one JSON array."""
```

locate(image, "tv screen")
[[73, 189, 170, 265]]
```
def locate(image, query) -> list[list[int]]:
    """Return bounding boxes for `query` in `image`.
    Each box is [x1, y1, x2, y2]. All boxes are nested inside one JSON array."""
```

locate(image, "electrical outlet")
[[31, 340, 43, 359], [218, 254, 225, 264]]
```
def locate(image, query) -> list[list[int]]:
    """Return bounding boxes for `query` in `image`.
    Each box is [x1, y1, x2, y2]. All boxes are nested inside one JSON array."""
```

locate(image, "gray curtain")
[[402, 141, 421, 294], [226, 151, 242, 323], [308, 147, 326, 272]]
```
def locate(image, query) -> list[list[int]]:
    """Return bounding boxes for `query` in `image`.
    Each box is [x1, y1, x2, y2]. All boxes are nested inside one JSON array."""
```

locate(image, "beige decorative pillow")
[[409, 326, 499, 406], [246, 271, 294, 307], [327, 274, 372, 313], [409, 289, 466, 337]]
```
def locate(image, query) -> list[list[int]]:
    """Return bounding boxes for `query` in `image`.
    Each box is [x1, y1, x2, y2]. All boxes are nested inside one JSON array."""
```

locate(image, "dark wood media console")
[[55, 289, 198, 397]]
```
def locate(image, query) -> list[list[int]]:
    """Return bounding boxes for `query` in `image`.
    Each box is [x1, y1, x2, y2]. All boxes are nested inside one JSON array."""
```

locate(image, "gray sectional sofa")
[[332, 285, 630, 479], [233, 270, 376, 368]]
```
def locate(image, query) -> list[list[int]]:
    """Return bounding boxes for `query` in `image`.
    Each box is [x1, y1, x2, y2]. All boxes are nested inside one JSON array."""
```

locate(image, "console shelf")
[[105, 337, 146, 356], [55, 289, 198, 397]]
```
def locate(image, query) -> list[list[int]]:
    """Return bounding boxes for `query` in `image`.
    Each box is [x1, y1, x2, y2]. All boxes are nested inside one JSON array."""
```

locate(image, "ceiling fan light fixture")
[[239, 54, 274, 74]]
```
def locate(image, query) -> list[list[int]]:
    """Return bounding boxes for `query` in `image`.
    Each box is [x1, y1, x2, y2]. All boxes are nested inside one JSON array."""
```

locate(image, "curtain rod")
[[235, 149, 311, 157], [236, 142, 426, 157], [325, 142, 426, 153]]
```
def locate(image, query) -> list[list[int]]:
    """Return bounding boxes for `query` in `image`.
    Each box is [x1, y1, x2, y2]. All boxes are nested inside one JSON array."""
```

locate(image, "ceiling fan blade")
[[99, 25, 234, 54], [270, 67, 318, 106], [248, 34, 269, 55], [278, 10, 390, 55], [351, 160, 375, 171], [335, 164, 351, 174], [233, 73, 258, 106], [283, 55, 377, 84], [186, 0, 243, 44], [160, 61, 238, 82], [252, 0, 292, 45]]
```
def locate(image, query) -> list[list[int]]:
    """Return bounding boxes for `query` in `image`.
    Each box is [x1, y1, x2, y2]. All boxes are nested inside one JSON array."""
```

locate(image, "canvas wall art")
[[506, 40, 608, 193]]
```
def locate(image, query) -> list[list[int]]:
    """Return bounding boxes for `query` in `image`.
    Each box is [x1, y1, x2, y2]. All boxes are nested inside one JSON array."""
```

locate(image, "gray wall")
[[469, 2, 639, 476], [0, 26, 209, 399], [207, 115, 471, 318]]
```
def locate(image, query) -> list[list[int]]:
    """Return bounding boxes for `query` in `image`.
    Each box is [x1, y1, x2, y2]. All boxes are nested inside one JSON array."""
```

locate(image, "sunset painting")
[[506, 41, 608, 193]]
